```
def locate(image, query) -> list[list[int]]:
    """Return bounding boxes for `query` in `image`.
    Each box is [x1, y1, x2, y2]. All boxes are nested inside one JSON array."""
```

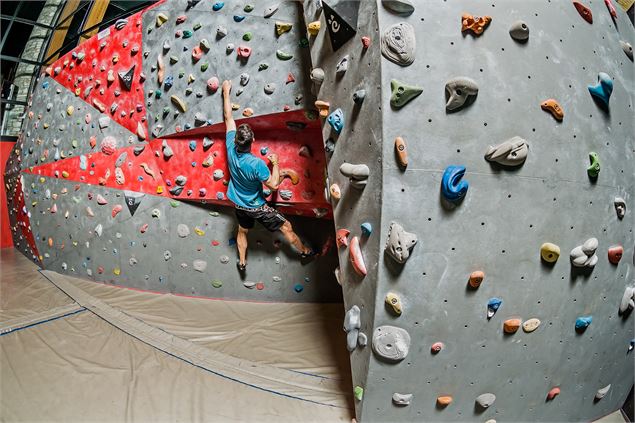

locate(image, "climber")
[[221, 80, 317, 272]]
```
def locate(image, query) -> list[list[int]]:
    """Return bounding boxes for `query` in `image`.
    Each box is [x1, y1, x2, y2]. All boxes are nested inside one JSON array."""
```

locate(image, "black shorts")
[[235, 204, 287, 232]]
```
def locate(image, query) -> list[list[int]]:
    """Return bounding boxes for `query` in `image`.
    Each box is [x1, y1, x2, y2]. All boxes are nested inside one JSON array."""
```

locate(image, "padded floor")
[[0, 248, 353, 422]]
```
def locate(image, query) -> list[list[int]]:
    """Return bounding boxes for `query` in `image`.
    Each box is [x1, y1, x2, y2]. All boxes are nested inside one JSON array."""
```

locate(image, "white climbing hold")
[[344, 305, 361, 352], [619, 286, 634, 314], [385, 222, 418, 264], [484, 136, 529, 167], [193, 260, 207, 272], [595, 384, 611, 400], [392, 393, 413, 406], [476, 393, 496, 409], [522, 318, 541, 333], [570, 238, 599, 268], [372, 325, 410, 362], [177, 224, 190, 238], [94, 224, 103, 236]]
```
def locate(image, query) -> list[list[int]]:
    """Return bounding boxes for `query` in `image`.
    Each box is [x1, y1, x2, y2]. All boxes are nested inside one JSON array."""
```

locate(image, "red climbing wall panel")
[[1, 141, 15, 248], [10, 175, 40, 259], [48, 10, 147, 137]]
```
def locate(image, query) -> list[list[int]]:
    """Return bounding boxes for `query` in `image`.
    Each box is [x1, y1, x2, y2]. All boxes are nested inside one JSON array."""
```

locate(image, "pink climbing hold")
[[547, 387, 560, 401], [207, 77, 219, 92], [96, 194, 108, 205], [111, 204, 123, 218], [256, 282, 265, 290], [100, 136, 117, 155], [349, 236, 367, 276], [361, 36, 371, 49], [237, 46, 252, 58], [336, 229, 350, 248], [192, 46, 203, 61], [50, 204, 58, 213], [286, 73, 295, 84], [140, 223, 149, 233], [431, 342, 444, 354]]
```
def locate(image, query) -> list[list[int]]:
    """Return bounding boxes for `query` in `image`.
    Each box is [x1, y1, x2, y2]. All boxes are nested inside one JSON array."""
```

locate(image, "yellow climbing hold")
[[156, 13, 168, 27], [170, 95, 187, 112], [61, 171, 69, 178], [195, 227, 205, 236], [39, 177, 45, 183], [156, 186, 164, 194], [385, 292, 403, 316], [75, 88, 80, 96], [231, 103, 240, 111], [307, 21, 321, 36], [275, 21, 293, 36], [540, 242, 560, 263], [66, 106, 74, 116], [113, 268, 121, 275]]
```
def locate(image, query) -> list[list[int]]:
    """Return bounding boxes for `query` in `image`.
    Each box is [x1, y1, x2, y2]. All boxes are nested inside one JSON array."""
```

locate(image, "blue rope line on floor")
[[0, 308, 87, 336]]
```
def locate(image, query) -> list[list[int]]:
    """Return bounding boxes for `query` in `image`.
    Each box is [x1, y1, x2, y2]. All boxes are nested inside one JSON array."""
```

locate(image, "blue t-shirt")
[[225, 130, 270, 209]]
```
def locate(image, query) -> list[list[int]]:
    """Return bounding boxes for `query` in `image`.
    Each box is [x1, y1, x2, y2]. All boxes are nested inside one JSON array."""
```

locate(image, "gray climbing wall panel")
[[306, 0, 634, 421], [143, 0, 313, 137]]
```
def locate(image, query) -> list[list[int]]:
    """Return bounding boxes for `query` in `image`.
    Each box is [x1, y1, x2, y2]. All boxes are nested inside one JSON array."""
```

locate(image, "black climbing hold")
[[118, 65, 135, 91], [322, 0, 359, 52], [124, 191, 145, 216]]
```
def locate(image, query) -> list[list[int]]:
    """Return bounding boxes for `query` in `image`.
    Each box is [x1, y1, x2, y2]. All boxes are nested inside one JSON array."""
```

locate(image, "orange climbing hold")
[[461, 13, 492, 36], [394, 137, 408, 168], [336, 228, 350, 248], [242, 108, 254, 117], [468, 270, 485, 288], [503, 318, 522, 334], [573, 1, 593, 23], [437, 396, 453, 407], [315, 100, 330, 118], [541, 99, 564, 121], [280, 169, 300, 185]]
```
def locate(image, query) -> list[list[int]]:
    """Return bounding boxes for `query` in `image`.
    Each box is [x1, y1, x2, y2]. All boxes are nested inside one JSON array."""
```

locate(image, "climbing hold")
[[586, 151, 600, 178], [310, 68, 324, 85], [264, 83, 276, 95], [431, 342, 444, 354], [522, 318, 541, 333], [353, 89, 366, 104], [213, 169, 224, 181], [344, 305, 361, 351], [390, 79, 422, 108], [162, 140, 174, 159], [353, 386, 364, 401], [276, 50, 293, 60], [437, 396, 453, 407], [98, 116, 111, 129], [484, 137, 528, 167], [207, 77, 219, 92], [614, 197, 626, 219], [177, 224, 190, 238], [573, 1, 593, 23], [541, 99, 564, 121], [372, 325, 411, 362], [619, 286, 634, 314], [191, 46, 203, 61], [156, 13, 168, 27], [361, 36, 371, 49], [608, 245, 623, 264], [620, 41, 634, 61], [468, 271, 485, 288], [327, 108, 344, 134], [503, 318, 521, 334], [595, 385, 611, 400], [445, 77, 478, 112], [487, 297, 503, 319], [260, 2, 280, 18], [461, 13, 492, 35], [385, 222, 418, 264], [315, 101, 330, 118], [605, 0, 618, 18], [509, 20, 529, 41], [349, 236, 367, 276], [381, 22, 416, 66], [307, 21, 320, 36], [588, 73, 613, 109], [393, 393, 413, 406], [237, 46, 251, 59], [394, 136, 408, 168], [360, 222, 372, 237], [336, 55, 349, 75], [275, 21, 293, 36], [234, 15, 246, 22], [385, 292, 403, 316], [212, 2, 223, 11], [280, 169, 299, 185], [336, 229, 350, 248], [540, 243, 560, 263], [242, 108, 253, 117], [118, 65, 135, 91], [570, 238, 599, 268], [170, 95, 187, 112], [475, 393, 496, 409], [340, 163, 369, 189], [547, 387, 561, 401], [193, 260, 207, 272], [242, 32, 253, 41], [575, 316, 593, 331], [441, 165, 469, 203], [240, 73, 250, 86], [382, 0, 414, 15]]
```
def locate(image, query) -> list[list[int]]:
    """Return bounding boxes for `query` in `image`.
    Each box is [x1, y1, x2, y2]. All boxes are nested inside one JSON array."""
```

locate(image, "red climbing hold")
[[573, 1, 593, 23]]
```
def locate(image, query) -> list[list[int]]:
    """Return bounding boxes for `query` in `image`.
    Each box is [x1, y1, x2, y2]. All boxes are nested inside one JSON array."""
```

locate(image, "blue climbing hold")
[[294, 284, 304, 293], [588, 72, 613, 109], [164, 75, 174, 89], [575, 316, 593, 331], [189, 140, 197, 151], [234, 15, 246, 22], [138, 176, 143, 181], [487, 297, 502, 319], [260, 146, 268, 155], [361, 222, 372, 237], [228, 238, 236, 246], [212, 2, 224, 11], [184, 123, 191, 130], [42, 81, 49, 89], [216, 192, 225, 200], [191, 161, 196, 167], [441, 165, 469, 202], [327, 108, 345, 134]]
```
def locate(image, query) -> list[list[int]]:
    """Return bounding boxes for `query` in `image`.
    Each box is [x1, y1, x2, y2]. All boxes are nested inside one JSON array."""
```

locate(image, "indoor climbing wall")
[[307, 0, 634, 421], [4, 0, 342, 303]]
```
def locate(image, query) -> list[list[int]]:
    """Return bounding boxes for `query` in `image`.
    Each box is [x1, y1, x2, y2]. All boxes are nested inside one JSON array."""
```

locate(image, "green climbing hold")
[[170, 55, 179, 64], [354, 386, 364, 401], [183, 30, 193, 38], [170, 201, 180, 207], [587, 152, 600, 178], [258, 63, 269, 71], [390, 79, 423, 109], [209, 211, 219, 216], [243, 32, 253, 41], [244, 4, 254, 12], [154, 90, 162, 99], [162, 107, 170, 116], [193, 22, 201, 31], [211, 280, 223, 288], [200, 62, 209, 72], [276, 50, 293, 60], [178, 70, 185, 78], [299, 38, 309, 48], [71, 140, 78, 148]]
